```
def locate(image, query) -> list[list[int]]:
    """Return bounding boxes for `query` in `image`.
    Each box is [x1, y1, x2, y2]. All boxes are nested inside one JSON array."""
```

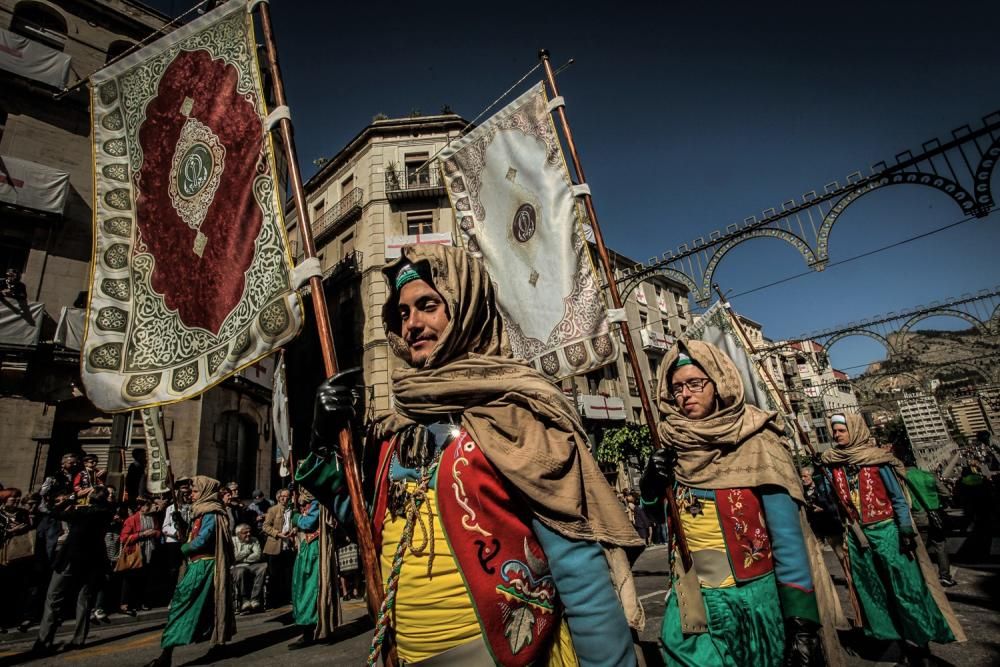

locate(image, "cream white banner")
[[438, 83, 618, 380]]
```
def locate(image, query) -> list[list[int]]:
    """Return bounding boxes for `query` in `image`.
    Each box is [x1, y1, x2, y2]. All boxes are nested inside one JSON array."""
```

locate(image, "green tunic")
[[660, 573, 785, 667], [292, 538, 320, 626], [847, 519, 954, 644], [161, 559, 215, 649]]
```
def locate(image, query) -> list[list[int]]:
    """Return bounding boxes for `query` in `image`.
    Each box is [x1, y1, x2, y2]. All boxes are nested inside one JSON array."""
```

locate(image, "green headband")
[[394, 264, 421, 290], [674, 352, 693, 369]]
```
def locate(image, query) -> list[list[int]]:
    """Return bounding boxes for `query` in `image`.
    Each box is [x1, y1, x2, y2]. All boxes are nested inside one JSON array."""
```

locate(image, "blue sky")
[[148, 0, 1000, 375]]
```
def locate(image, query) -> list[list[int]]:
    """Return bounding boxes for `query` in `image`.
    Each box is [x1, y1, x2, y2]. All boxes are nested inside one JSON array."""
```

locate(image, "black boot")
[[902, 642, 932, 667]]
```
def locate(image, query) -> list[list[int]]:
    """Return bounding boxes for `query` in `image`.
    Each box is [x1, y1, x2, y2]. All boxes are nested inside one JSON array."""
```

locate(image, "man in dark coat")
[[31, 487, 112, 655]]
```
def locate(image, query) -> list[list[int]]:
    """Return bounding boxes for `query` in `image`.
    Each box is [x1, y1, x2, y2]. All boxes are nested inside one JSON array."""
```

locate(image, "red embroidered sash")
[[371, 431, 562, 666], [714, 488, 774, 581], [830, 466, 894, 524]]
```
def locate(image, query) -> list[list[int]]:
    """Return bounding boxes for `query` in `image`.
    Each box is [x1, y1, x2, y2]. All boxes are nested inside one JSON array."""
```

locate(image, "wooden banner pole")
[[256, 4, 388, 636], [538, 49, 693, 570]]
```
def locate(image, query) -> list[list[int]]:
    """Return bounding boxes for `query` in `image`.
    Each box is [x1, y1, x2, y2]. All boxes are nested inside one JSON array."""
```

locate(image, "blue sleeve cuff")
[[532, 519, 636, 667]]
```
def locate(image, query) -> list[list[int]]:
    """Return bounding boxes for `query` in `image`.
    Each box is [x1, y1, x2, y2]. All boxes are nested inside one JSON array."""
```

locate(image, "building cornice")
[[286, 114, 468, 213]]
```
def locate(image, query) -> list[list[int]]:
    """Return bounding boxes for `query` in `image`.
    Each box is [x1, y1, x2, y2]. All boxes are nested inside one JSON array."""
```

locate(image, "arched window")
[[105, 39, 134, 65], [10, 1, 67, 51]]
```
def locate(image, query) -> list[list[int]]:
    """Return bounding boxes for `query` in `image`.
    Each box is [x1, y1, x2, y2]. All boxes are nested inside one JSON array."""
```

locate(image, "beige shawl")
[[655, 340, 803, 501], [189, 475, 236, 645], [378, 245, 642, 548], [819, 413, 905, 479]]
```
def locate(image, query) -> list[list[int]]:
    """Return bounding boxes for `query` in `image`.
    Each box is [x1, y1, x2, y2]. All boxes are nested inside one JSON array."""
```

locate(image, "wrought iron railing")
[[323, 250, 363, 282], [384, 165, 443, 193], [312, 187, 363, 239]]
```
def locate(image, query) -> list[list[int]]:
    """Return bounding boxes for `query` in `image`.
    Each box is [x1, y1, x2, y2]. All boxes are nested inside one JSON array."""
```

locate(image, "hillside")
[[858, 327, 999, 393]]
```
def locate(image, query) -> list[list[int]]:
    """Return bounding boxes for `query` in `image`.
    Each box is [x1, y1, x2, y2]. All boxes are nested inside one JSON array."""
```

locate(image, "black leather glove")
[[899, 530, 918, 557], [639, 448, 675, 502], [311, 367, 363, 451], [783, 617, 821, 667]]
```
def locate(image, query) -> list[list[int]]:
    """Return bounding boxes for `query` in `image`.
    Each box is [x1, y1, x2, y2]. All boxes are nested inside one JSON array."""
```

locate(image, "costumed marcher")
[[288, 488, 339, 648], [144, 476, 235, 667], [306, 245, 645, 666], [817, 414, 964, 665], [904, 465, 956, 587], [640, 341, 846, 667]]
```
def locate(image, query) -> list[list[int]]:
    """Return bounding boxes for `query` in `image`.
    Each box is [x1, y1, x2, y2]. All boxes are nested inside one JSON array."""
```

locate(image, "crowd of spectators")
[[0, 450, 363, 655]]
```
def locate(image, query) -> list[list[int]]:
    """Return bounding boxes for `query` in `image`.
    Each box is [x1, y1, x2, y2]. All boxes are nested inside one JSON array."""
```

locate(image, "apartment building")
[[898, 391, 957, 470]]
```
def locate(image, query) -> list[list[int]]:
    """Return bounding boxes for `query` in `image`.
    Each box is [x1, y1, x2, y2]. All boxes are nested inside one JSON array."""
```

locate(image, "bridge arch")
[[973, 135, 1000, 213], [897, 308, 987, 340], [815, 172, 977, 263], [699, 229, 818, 305], [821, 329, 895, 358]]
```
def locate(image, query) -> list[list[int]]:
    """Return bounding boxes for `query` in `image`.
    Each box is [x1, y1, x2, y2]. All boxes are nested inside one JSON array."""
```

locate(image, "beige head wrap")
[[819, 413, 905, 477], [656, 340, 803, 501]]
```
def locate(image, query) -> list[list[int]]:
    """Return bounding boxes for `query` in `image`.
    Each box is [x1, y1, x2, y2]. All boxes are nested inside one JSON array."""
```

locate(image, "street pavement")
[[1, 543, 996, 666]]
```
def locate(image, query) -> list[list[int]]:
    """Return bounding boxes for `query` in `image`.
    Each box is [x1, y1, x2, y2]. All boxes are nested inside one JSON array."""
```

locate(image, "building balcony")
[[626, 376, 639, 396], [640, 327, 673, 352], [323, 250, 363, 284], [384, 165, 446, 201], [312, 187, 363, 244]]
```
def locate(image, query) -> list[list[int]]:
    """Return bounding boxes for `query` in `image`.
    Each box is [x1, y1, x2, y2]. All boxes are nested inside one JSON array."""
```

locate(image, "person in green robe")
[[817, 414, 964, 666], [288, 490, 322, 648], [144, 476, 235, 666]]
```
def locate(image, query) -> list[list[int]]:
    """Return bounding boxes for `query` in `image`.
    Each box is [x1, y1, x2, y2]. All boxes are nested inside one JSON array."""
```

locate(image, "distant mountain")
[[858, 327, 999, 395]]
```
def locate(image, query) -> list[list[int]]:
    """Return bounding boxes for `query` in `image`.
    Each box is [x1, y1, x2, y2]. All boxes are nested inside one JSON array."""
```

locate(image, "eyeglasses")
[[668, 378, 713, 401]]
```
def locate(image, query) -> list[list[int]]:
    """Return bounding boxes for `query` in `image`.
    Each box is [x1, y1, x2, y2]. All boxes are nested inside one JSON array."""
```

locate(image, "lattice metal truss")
[[617, 109, 1000, 305]]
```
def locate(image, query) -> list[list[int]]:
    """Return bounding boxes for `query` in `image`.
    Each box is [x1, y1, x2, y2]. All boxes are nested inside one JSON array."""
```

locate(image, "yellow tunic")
[[380, 484, 578, 665], [678, 497, 736, 588]]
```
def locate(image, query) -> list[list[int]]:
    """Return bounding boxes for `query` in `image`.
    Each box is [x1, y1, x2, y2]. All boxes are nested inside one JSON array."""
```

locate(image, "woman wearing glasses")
[[640, 341, 842, 667]]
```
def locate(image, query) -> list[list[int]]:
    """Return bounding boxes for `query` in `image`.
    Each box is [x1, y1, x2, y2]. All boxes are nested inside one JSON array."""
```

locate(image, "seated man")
[[231, 523, 266, 613]]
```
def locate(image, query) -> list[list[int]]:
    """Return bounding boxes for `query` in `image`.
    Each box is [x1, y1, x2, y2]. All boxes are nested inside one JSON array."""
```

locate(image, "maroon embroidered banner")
[[84, 0, 301, 411]]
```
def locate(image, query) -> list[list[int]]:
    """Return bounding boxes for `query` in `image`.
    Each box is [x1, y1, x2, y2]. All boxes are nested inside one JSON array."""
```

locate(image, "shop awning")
[[0, 154, 70, 215], [54, 306, 86, 351], [0, 27, 71, 89], [0, 299, 44, 347]]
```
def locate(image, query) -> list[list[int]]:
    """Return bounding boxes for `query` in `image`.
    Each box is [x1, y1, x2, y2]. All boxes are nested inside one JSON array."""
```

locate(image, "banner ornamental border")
[[82, 0, 302, 412]]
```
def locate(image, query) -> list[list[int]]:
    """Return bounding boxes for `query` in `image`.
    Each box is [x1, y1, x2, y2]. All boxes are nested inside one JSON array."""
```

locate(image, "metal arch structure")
[[619, 265, 700, 302], [761, 287, 1000, 359], [814, 172, 977, 263], [614, 109, 1000, 306], [896, 308, 987, 340], [697, 229, 819, 302], [991, 302, 1000, 333], [822, 329, 896, 359]]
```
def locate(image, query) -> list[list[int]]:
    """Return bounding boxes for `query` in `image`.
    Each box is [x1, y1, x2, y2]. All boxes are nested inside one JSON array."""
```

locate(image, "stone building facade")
[[286, 114, 693, 465], [0, 0, 279, 495]]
